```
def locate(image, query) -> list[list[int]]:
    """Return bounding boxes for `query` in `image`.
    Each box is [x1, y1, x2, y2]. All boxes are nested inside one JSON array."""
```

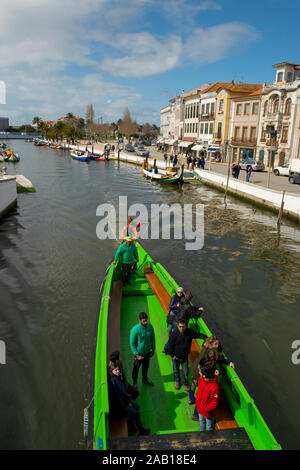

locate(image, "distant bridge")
[[0, 133, 40, 140]]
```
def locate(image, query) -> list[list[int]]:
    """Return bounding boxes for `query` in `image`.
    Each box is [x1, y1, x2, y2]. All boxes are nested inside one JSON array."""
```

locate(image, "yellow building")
[[202, 82, 262, 160]]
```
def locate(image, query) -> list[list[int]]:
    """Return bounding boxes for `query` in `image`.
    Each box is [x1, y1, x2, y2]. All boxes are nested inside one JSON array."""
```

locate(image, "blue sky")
[[0, 0, 299, 126]]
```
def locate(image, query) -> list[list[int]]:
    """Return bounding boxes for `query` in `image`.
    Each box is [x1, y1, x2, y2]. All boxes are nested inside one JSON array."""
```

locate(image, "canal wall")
[[0, 176, 17, 218], [193, 169, 300, 224]]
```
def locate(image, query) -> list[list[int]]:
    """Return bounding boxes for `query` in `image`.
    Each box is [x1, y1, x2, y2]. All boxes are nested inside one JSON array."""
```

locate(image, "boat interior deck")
[[105, 266, 242, 448]]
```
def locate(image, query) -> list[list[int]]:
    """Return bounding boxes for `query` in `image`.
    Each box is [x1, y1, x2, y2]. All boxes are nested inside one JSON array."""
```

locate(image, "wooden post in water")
[[224, 142, 231, 204], [277, 190, 285, 226]]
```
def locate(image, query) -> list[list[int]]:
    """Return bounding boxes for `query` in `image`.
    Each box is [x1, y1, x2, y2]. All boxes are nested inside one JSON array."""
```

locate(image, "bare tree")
[[119, 108, 138, 142], [86, 104, 95, 124]]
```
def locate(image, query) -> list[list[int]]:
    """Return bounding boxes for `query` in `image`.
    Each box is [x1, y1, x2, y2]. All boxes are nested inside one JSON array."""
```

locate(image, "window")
[[287, 72, 293, 82], [273, 98, 279, 114], [201, 104, 205, 115], [204, 123, 209, 134], [285, 98, 291, 116], [263, 100, 268, 116], [217, 122, 222, 138], [250, 127, 256, 141], [219, 99, 224, 112], [277, 72, 283, 82], [200, 123, 204, 134], [206, 103, 210, 114], [242, 127, 248, 140], [252, 103, 259, 115], [234, 127, 240, 139], [236, 104, 242, 115], [281, 126, 289, 143], [195, 123, 198, 133], [244, 103, 250, 115], [209, 122, 214, 134], [196, 103, 199, 117], [211, 102, 215, 115], [261, 127, 266, 142]]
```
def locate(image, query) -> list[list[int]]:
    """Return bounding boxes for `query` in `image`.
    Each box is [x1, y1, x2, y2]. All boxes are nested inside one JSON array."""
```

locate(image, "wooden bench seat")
[[107, 281, 128, 438]]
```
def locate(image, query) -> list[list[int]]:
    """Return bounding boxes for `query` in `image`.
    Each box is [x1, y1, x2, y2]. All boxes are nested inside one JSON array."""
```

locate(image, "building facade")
[[0, 117, 9, 131], [257, 62, 300, 168], [159, 105, 171, 140], [198, 90, 216, 147], [229, 89, 262, 162]]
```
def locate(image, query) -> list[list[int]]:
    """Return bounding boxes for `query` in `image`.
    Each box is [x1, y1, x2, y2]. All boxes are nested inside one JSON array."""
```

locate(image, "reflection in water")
[[0, 141, 300, 449]]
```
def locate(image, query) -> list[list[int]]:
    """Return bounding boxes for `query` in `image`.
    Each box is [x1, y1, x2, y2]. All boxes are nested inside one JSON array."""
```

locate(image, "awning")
[[178, 141, 194, 148], [167, 139, 178, 145], [192, 144, 204, 151], [157, 137, 165, 143]]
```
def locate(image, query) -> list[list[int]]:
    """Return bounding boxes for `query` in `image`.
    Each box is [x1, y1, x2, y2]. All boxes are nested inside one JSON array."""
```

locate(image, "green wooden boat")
[[88, 242, 281, 451]]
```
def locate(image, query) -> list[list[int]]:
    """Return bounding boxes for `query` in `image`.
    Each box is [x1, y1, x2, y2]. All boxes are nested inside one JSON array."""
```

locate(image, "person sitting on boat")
[[112, 237, 139, 286], [189, 335, 235, 419], [195, 364, 220, 432], [168, 318, 207, 392], [108, 350, 139, 401], [130, 312, 155, 389], [176, 292, 204, 326], [108, 363, 150, 436]]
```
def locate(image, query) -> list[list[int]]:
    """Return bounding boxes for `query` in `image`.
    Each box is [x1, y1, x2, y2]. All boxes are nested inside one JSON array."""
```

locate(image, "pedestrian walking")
[[130, 312, 155, 389], [246, 165, 252, 182], [164, 153, 168, 167]]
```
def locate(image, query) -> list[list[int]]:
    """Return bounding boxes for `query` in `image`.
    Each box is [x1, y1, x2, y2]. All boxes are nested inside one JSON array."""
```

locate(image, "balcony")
[[266, 138, 279, 148], [199, 113, 215, 121], [264, 112, 283, 122], [230, 138, 257, 147], [213, 133, 222, 141]]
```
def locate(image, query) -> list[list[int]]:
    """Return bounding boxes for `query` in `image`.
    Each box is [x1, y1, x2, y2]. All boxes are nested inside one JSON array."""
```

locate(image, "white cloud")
[[0, 0, 261, 124]]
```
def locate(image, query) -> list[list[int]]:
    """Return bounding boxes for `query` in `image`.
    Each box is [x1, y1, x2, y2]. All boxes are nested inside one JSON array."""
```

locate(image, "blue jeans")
[[172, 358, 188, 386], [199, 414, 215, 431], [167, 312, 177, 334], [126, 401, 144, 433]]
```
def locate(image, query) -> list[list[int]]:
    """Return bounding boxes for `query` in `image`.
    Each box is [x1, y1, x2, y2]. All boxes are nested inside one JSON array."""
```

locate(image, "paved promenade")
[[75, 140, 300, 194]]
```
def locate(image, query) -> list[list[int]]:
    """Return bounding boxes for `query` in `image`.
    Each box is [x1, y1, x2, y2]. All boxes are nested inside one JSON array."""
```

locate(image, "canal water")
[[1, 140, 300, 449]]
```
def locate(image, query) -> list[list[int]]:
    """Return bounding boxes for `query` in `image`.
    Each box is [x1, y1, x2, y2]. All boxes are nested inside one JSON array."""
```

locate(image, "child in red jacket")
[[195, 364, 220, 431]]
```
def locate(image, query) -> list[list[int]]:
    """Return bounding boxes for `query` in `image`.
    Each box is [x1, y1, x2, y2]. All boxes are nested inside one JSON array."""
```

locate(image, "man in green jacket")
[[113, 237, 139, 285], [130, 312, 155, 389]]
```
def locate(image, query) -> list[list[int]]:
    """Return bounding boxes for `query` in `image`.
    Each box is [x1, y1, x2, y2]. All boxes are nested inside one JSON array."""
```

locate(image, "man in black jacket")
[[176, 292, 204, 325], [168, 319, 207, 391]]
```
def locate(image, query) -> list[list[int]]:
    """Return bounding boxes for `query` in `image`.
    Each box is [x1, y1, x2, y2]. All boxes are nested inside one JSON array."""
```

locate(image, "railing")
[[199, 113, 215, 121], [264, 112, 283, 121], [230, 138, 257, 146], [266, 139, 279, 147]]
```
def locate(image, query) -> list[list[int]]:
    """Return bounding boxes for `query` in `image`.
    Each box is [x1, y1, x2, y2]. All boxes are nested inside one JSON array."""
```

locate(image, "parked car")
[[288, 173, 300, 185], [125, 143, 135, 152], [274, 164, 291, 176], [136, 148, 149, 157], [239, 159, 265, 171]]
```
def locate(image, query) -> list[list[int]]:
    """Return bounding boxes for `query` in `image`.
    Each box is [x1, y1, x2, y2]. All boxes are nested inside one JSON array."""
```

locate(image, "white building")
[[257, 62, 300, 167], [159, 105, 171, 140]]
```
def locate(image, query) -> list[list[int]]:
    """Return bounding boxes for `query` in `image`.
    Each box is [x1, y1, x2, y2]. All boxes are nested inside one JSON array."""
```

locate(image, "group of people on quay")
[[232, 162, 252, 182], [108, 238, 235, 436]]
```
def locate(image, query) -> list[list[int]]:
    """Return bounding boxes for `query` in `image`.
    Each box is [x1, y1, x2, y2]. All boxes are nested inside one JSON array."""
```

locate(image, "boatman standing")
[[112, 237, 139, 286]]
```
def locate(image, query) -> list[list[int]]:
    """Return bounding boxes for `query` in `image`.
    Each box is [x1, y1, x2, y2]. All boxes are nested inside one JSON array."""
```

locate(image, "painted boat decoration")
[[88, 242, 282, 451]]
